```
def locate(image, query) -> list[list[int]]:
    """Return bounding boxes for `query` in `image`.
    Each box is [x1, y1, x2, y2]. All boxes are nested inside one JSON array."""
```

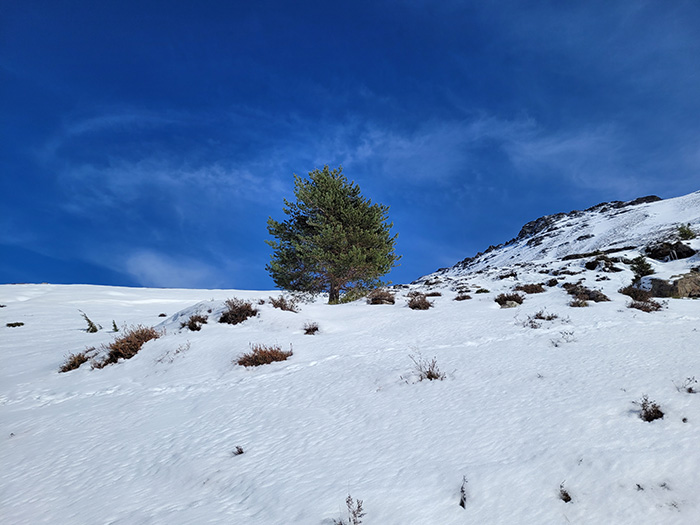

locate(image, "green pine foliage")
[[266, 165, 401, 303], [630, 255, 654, 280]]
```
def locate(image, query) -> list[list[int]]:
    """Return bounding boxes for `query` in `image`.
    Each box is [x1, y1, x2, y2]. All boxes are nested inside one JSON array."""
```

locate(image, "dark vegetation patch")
[[219, 298, 258, 325], [424, 291, 442, 297], [514, 283, 545, 294], [638, 395, 664, 422], [59, 349, 93, 372], [454, 294, 471, 301], [366, 289, 395, 305], [569, 298, 589, 307], [304, 321, 319, 335], [497, 271, 517, 280], [628, 299, 663, 312], [94, 325, 162, 368], [80, 310, 100, 333], [475, 288, 490, 294], [559, 483, 572, 503], [269, 295, 299, 312], [630, 255, 654, 278], [547, 278, 559, 287], [408, 354, 446, 381], [407, 292, 432, 310], [562, 282, 610, 302], [333, 494, 366, 525], [180, 314, 208, 331], [679, 223, 696, 240], [6, 322, 24, 327], [619, 285, 652, 302], [237, 343, 292, 367], [674, 377, 697, 394], [494, 293, 524, 306]]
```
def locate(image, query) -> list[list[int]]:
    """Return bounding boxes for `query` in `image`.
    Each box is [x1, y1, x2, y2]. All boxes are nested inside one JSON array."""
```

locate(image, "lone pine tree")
[[266, 165, 400, 303]]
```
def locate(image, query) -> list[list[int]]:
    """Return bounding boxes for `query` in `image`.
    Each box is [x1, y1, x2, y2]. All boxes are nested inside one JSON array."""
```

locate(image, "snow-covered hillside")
[[2, 193, 700, 524], [423, 190, 700, 280]]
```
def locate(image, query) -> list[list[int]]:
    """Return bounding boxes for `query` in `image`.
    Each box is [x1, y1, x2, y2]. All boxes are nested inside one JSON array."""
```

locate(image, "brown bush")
[[424, 291, 442, 297], [475, 288, 490, 294], [533, 310, 558, 321], [619, 285, 652, 302], [638, 395, 664, 422], [180, 314, 208, 331], [494, 293, 524, 306], [409, 354, 446, 381], [366, 289, 395, 305], [304, 322, 319, 335], [562, 282, 610, 302], [269, 295, 299, 312], [94, 325, 162, 368], [59, 350, 92, 372], [237, 343, 292, 367], [546, 278, 559, 287], [628, 299, 662, 312], [569, 298, 589, 307], [219, 298, 258, 325], [6, 322, 24, 327], [454, 294, 471, 301], [407, 293, 432, 310], [514, 283, 545, 294]]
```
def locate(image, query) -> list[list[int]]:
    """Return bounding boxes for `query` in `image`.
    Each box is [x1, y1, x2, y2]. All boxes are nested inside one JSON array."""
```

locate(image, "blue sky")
[[2, 1, 699, 290]]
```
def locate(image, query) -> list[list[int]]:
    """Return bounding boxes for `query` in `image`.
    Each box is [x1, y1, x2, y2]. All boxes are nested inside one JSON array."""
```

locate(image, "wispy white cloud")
[[122, 250, 226, 288]]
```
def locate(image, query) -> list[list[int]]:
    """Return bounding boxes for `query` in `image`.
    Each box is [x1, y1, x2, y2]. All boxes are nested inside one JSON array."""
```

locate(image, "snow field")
[[1, 270, 699, 524]]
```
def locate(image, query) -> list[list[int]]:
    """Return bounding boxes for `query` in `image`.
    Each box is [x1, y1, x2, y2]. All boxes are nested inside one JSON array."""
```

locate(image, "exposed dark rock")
[[647, 272, 700, 298], [645, 241, 696, 261]]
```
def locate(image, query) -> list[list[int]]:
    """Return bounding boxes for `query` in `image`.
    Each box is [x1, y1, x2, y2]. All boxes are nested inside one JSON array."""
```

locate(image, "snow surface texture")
[[2, 194, 700, 524]]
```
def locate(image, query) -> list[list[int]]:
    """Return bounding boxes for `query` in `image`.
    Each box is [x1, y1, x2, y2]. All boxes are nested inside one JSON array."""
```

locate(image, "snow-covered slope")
[[423, 191, 700, 280], [2, 193, 700, 525]]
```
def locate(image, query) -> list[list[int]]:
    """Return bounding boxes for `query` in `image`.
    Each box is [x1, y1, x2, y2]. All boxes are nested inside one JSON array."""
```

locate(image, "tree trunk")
[[328, 282, 340, 304]]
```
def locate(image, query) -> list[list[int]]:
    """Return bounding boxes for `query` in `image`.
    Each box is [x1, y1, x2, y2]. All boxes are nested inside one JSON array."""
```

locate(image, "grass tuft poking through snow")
[[94, 325, 162, 368], [219, 298, 258, 325], [237, 343, 293, 367], [638, 395, 664, 422]]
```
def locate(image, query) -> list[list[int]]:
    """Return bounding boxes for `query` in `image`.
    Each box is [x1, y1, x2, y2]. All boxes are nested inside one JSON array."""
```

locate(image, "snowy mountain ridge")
[[422, 190, 700, 282]]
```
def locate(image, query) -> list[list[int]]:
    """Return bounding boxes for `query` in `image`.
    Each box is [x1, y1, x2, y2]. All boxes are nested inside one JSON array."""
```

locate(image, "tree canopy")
[[266, 165, 400, 303]]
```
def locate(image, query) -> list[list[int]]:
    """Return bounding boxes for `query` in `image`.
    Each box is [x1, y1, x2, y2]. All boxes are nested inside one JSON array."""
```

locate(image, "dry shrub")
[[59, 350, 92, 372], [454, 294, 471, 301], [269, 295, 299, 312], [494, 293, 524, 306], [533, 310, 558, 321], [6, 322, 24, 327], [219, 298, 258, 325], [409, 354, 446, 381], [180, 314, 208, 331], [94, 325, 162, 368], [475, 288, 490, 294], [569, 298, 589, 307], [304, 321, 319, 335], [628, 299, 662, 312], [559, 483, 572, 503], [424, 291, 442, 297], [546, 278, 559, 287], [366, 289, 395, 305], [619, 285, 652, 302], [562, 282, 610, 302], [333, 494, 366, 525], [514, 283, 545, 294], [407, 293, 432, 310], [237, 343, 292, 367], [638, 395, 664, 422]]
